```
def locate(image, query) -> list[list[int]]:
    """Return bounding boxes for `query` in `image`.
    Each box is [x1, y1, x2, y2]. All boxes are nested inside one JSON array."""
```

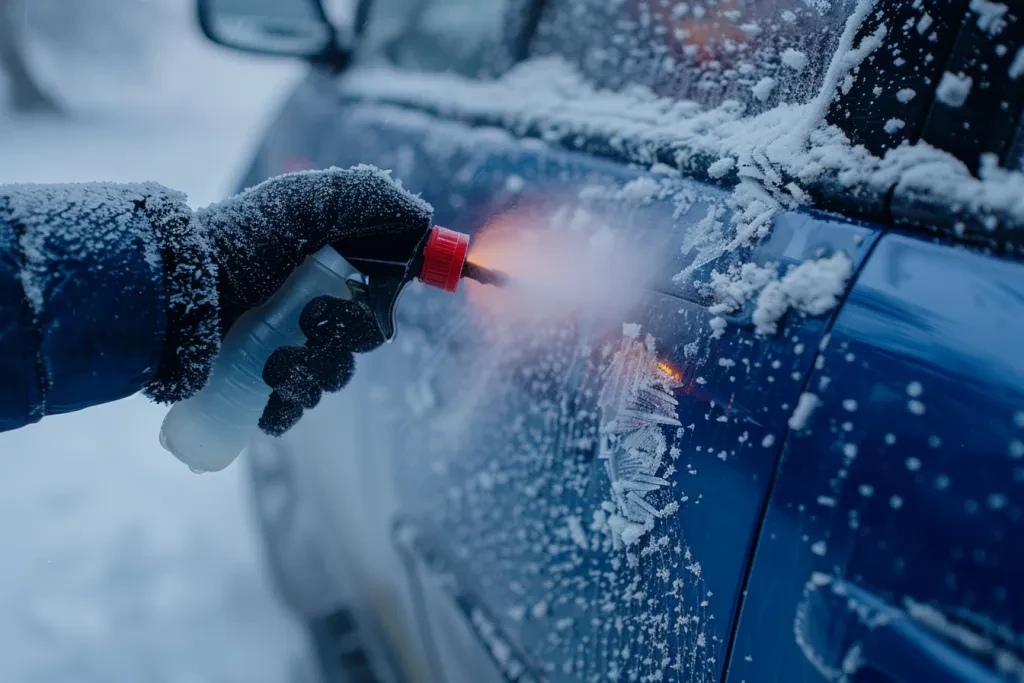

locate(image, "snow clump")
[[752, 253, 853, 336], [788, 393, 821, 431], [782, 48, 809, 72], [936, 72, 973, 107], [970, 0, 1008, 34], [1010, 48, 1024, 80], [752, 77, 777, 101]]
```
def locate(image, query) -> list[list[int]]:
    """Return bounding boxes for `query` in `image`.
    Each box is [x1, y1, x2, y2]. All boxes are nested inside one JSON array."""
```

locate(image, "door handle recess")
[[796, 574, 1009, 683]]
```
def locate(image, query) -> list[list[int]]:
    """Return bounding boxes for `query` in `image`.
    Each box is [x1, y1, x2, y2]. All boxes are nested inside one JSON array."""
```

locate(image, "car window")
[[910, 3, 1024, 176], [998, 51, 1024, 169], [360, 0, 507, 76], [1011, 124, 1024, 169], [528, 0, 864, 111]]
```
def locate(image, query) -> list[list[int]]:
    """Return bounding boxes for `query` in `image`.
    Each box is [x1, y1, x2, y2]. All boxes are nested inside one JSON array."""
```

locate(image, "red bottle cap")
[[419, 225, 470, 293]]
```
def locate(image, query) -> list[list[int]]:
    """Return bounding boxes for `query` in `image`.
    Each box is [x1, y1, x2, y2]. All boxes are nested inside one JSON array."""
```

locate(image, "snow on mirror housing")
[[197, 0, 355, 63]]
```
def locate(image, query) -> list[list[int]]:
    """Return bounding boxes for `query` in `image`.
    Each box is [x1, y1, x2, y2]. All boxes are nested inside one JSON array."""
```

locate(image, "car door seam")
[[716, 228, 886, 683]]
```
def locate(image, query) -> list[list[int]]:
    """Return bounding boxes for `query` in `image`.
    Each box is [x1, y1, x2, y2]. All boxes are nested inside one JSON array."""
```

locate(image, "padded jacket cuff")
[[141, 187, 221, 404]]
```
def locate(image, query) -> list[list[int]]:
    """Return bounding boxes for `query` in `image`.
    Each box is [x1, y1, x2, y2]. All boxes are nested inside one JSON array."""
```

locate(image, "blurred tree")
[[0, 0, 168, 114], [0, 0, 59, 112]]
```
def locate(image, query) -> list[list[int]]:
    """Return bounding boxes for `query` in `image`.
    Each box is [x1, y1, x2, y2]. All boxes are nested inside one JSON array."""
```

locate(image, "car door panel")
[[242, 89, 887, 682], [726, 232, 1024, 683], [217, 0, 1024, 677]]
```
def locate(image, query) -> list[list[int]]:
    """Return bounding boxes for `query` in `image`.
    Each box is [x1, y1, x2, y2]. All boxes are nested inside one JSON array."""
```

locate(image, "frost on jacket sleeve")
[[0, 183, 220, 432]]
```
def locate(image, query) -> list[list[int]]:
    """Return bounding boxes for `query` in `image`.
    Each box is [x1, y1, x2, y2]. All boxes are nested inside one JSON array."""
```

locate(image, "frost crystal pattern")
[[598, 333, 681, 547]]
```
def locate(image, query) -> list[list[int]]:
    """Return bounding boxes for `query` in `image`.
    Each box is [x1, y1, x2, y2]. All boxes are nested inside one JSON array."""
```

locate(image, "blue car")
[[199, 0, 1024, 681]]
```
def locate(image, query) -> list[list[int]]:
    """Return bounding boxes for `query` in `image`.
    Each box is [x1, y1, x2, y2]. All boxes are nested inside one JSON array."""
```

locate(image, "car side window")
[[360, 0, 507, 76], [992, 45, 1024, 169], [528, 0, 864, 110], [1011, 123, 1024, 169]]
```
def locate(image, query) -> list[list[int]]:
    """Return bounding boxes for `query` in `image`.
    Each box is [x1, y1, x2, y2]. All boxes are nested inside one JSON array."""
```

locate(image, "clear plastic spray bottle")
[[159, 226, 476, 474]]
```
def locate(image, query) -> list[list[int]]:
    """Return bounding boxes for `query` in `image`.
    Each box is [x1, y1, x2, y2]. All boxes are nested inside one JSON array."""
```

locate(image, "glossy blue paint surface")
[[242, 81, 901, 681], [727, 232, 1024, 683], [239, 70, 1024, 682]]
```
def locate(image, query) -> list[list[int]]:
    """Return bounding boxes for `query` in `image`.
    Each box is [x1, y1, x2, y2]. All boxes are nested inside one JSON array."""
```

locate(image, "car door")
[[238, 0, 960, 681], [319, 4, 882, 682], [727, 4, 1024, 682], [726, 232, 1024, 683]]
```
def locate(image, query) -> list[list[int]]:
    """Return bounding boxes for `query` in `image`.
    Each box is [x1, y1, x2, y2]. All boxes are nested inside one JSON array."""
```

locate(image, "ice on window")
[[531, 0, 872, 111]]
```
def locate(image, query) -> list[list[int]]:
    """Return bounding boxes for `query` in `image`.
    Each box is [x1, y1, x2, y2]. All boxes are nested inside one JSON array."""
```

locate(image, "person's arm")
[[0, 168, 433, 433], [0, 182, 206, 430]]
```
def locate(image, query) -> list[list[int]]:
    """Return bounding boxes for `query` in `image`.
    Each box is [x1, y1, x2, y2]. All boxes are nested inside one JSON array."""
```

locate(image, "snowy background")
[[0, 5, 314, 681]]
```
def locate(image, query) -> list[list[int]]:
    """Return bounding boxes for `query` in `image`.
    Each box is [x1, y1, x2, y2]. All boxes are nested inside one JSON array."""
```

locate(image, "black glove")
[[198, 166, 433, 436]]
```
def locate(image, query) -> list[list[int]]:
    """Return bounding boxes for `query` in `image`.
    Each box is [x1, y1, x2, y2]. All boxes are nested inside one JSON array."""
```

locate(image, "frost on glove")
[[0, 181, 219, 431], [0, 167, 431, 435], [259, 295, 387, 435], [189, 166, 433, 435]]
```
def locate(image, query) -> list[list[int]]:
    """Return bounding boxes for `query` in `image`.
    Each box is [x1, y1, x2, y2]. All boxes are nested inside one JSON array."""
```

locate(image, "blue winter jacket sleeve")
[[0, 183, 220, 433]]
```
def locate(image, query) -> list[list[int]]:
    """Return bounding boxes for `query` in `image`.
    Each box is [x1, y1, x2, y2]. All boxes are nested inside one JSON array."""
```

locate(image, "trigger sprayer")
[[159, 224, 505, 474]]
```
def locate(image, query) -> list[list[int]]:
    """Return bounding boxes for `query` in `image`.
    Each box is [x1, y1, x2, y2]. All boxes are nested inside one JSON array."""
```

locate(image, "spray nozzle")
[[159, 225, 511, 474], [419, 225, 470, 292], [335, 225, 508, 340], [460, 260, 510, 287], [419, 225, 514, 290], [420, 225, 511, 290]]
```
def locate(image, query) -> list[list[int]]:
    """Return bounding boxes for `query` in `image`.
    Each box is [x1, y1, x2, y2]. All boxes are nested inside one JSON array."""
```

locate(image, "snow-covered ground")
[[0, 11, 315, 683]]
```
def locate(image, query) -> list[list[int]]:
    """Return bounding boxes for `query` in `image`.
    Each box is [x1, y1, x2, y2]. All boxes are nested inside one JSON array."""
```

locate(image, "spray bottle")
[[159, 224, 506, 474]]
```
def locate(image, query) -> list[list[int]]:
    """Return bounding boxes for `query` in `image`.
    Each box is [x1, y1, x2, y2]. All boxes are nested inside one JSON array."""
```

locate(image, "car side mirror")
[[197, 0, 365, 66]]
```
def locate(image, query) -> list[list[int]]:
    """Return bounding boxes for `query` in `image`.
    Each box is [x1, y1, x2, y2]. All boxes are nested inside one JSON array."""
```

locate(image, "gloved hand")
[[197, 166, 433, 436]]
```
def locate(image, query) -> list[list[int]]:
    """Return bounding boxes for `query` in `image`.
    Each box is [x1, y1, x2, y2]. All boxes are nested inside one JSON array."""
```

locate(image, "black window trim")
[[332, 0, 1024, 252]]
